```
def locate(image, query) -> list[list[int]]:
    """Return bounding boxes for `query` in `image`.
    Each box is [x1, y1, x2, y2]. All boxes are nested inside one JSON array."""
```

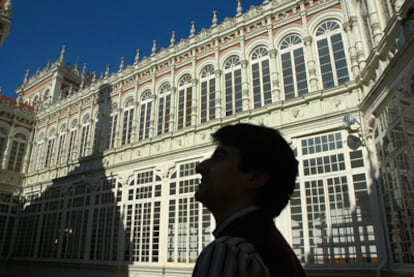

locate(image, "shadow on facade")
[[3, 84, 131, 277], [296, 131, 386, 276], [366, 85, 414, 275]]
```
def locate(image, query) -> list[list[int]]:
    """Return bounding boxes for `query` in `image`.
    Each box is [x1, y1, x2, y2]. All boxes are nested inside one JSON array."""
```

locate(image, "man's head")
[[195, 123, 298, 218]]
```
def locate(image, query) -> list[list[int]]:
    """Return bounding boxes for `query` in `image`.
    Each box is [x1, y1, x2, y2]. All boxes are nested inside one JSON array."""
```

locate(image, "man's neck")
[[213, 206, 262, 237]]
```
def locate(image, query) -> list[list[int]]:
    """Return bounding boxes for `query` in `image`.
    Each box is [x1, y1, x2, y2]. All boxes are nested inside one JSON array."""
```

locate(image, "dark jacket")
[[214, 209, 306, 277]]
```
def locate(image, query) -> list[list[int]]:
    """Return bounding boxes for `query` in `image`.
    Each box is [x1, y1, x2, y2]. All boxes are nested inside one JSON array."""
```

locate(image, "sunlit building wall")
[[1, 1, 414, 276], [0, 94, 34, 258]]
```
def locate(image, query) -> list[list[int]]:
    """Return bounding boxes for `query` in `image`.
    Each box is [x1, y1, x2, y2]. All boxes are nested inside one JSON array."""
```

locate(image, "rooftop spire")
[[80, 63, 87, 89], [237, 0, 243, 17], [119, 56, 125, 72], [59, 45, 66, 64], [134, 49, 140, 65], [190, 21, 196, 38], [23, 69, 29, 84], [4, 0, 12, 17], [211, 11, 218, 28], [5, 0, 12, 11], [81, 63, 87, 75], [151, 40, 157, 56], [170, 31, 176, 48], [105, 64, 110, 79]]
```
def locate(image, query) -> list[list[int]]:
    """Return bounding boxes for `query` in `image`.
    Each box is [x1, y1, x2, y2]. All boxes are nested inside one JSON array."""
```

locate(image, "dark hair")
[[212, 123, 298, 217]]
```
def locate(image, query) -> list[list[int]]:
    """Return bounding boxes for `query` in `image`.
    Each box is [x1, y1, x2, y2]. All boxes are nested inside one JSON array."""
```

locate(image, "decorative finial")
[[105, 64, 110, 78], [46, 60, 51, 69], [92, 72, 97, 83], [5, 0, 12, 11], [80, 63, 87, 88], [263, 0, 269, 4], [59, 45, 66, 64], [190, 21, 196, 38], [151, 40, 157, 56], [69, 84, 73, 95], [24, 69, 30, 84], [134, 49, 140, 65], [0, 86, 3, 96], [81, 63, 87, 75], [237, 0, 243, 17], [212, 11, 218, 28], [170, 31, 176, 47], [119, 56, 124, 72]]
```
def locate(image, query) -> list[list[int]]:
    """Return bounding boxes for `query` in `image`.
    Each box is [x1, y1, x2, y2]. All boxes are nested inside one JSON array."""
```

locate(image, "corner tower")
[[16, 46, 92, 111]]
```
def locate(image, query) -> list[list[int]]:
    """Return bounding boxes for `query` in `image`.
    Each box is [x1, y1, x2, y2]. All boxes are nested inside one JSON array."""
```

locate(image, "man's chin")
[[194, 190, 202, 202], [194, 189, 209, 204]]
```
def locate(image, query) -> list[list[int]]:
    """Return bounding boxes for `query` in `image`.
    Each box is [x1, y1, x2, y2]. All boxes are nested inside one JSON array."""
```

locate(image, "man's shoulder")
[[193, 236, 270, 277], [211, 236, 257, 253]]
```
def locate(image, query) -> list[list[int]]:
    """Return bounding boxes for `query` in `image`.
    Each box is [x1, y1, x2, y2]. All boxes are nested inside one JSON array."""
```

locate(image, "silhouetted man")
[[193, 123, 306, 277]]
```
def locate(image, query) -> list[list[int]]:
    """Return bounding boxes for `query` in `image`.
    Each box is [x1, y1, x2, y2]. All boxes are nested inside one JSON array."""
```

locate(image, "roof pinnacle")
[[237, 0, 243, 17], [212, 11, 218, 28], [59, 45, 66, 64]]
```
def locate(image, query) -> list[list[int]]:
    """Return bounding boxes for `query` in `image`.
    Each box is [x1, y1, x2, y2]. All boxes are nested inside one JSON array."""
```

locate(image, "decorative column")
[[169, 86, 177, 132], [3, 115, 18, 169], [240, 59, 250, 111], [21, 140, 34, 174], [191, 77, 199, 126], [352, 19, 367, 70], [149, 92, 157, 139], [365, 0, 383, 46], [344, 20, 360, 77], [115, 106, 122, 148], [169, 60, 177, 131], [155, 161, 177, 264], [2, 135, 13, 169], [214, 69, 223, 119], [268, 49, 281, 102], [303, 36, 319, 92], [131, 96, 139, 144]]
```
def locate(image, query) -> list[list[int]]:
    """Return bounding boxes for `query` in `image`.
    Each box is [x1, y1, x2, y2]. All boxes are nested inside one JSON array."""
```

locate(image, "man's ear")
[[245, 171, 270, 189]]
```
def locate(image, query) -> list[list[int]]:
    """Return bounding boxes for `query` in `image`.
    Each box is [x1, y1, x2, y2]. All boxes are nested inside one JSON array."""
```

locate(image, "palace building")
[[1, 0, 414, 276]]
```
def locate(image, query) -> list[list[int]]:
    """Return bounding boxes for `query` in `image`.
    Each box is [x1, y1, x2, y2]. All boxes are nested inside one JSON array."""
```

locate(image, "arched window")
[[177, 74, 193, 130], [224, 56, 242, 116], [316, 21, 349, 89], [251, 47, 272, 108], [0, 127, 7, 163], [44, 129, 56, 168], [56, 124, 66, 165], [139, 90, 152, 140], [200, 65, 216, 123], [107, 103, 118, 149], [7, 133, 27, 171], [79, 114, 90, 157], [157, 83, 171, 135], [122, 96, 135, 145], [280, 34, 308, 100]]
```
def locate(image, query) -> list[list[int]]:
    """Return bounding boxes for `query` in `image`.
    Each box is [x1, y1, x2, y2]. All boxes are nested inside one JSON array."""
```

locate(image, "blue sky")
[[0, 0, 263, 99]]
